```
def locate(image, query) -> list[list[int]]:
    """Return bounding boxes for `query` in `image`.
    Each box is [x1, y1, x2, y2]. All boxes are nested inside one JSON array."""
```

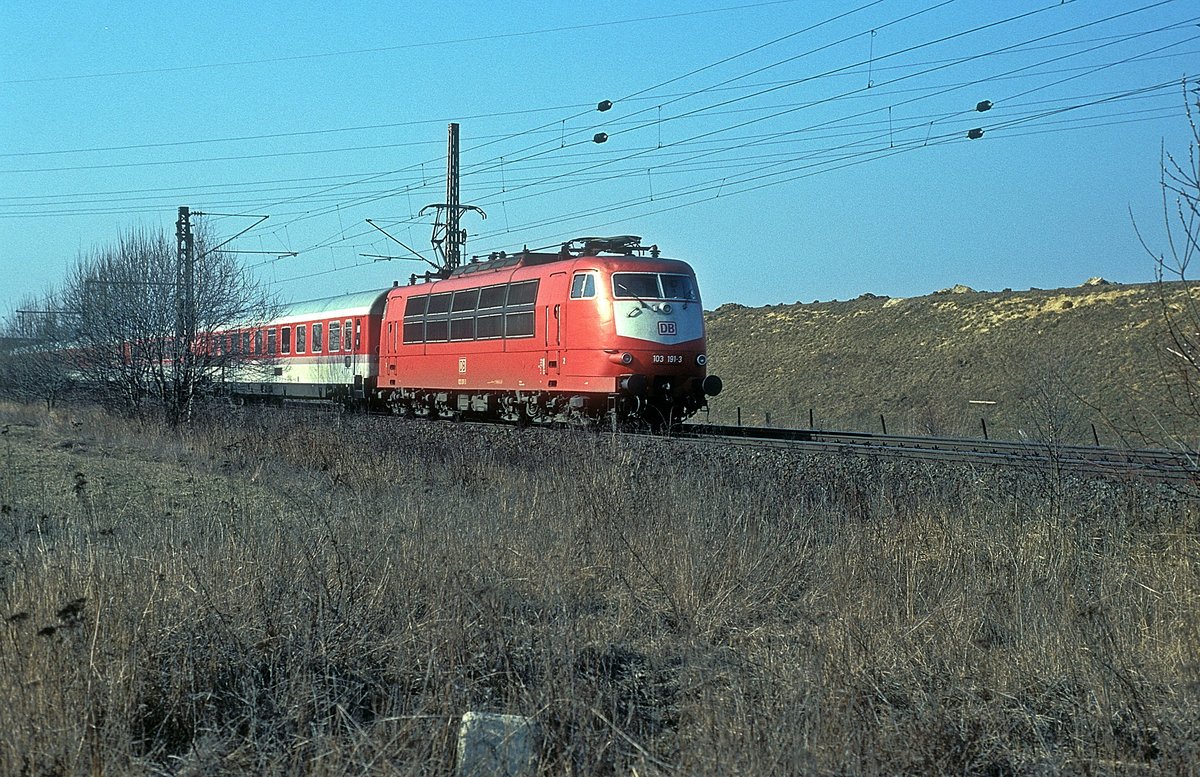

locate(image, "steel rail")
[[674, 423, 1200, 483]]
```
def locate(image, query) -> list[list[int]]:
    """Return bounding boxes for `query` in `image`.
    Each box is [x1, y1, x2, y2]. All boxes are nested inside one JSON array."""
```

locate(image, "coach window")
[[312, 322, 323, 353], [226, 334, 235, 354], [255, 330, 263, 354], [281, 327, 291, 354], [570, 272, 597, 299], [328, 321, 341, 352], [296, 324, 307, 354], [343, 319, 352, 351], [241, 331, 250, 354], [268, 328, 277, 355], [354, 318, 362, 349]]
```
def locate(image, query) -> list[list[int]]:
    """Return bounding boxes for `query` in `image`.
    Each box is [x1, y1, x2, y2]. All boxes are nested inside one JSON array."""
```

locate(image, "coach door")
[[543, 272, 568, 381]]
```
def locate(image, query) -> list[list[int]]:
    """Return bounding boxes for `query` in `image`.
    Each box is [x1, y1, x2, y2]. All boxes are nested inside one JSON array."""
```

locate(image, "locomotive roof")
[[446, 250, 686, 279]]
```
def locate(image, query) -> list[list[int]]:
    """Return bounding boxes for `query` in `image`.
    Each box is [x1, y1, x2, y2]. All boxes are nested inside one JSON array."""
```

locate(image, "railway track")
[[674, 423, 1200, 484]]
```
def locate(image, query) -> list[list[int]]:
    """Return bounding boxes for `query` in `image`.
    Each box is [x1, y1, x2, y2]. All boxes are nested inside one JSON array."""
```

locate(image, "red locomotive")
[[221, 236, 722, 426]]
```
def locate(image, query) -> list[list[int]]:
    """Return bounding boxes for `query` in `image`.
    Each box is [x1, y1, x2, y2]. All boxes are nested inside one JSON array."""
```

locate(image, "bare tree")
[[1135, 80, 1200, 448], [2, 219, 277, 423]]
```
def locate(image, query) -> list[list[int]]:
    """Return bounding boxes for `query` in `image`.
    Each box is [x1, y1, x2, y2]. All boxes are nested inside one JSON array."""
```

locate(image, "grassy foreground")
[[1, 402, 1198, 775]]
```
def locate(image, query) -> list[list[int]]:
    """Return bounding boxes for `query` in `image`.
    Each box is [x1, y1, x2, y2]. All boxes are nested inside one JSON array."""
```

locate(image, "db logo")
[[658, 321, 677, 336], [458, 358, 467, 373]]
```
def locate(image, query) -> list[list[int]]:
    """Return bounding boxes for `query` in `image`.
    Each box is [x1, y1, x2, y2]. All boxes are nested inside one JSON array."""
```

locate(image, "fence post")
[[980, 417, 989, 440], [737, 406, 742, 427], [880, 414, 887, 435]]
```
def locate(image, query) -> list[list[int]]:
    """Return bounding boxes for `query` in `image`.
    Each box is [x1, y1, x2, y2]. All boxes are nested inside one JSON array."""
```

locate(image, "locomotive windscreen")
[[613, 273, 697, 301]]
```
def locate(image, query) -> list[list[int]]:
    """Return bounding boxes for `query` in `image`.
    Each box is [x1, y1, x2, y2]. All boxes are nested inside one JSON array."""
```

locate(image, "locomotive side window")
[[281, 327, 291, 354], [399, 280, 539, 343], [426, 318, 449, 342], [570, 273, 596, 299], [478, 285, 506, 310], [424, 295, 451, 343], [426, 293, 452, 315], [452, 289, 479, 312], [507, 280, 539, 306], [312, 322, 323, 353], [450, 289, 478, 341], [403, 295, 426, 344], [475, 286, 504, 340], [504, 280, 539, 338], [296, 325, 307, 354], [476, 313, 503, 339], [328, 321, 340, 352], [343, 319, 352, 351]]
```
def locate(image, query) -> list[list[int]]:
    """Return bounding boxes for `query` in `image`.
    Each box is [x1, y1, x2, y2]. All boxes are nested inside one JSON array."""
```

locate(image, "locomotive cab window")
[[612, 273, 661, 300], [570, 272, 597, 299], [612, 272, 698, 301], [661, 274, 698, 301]]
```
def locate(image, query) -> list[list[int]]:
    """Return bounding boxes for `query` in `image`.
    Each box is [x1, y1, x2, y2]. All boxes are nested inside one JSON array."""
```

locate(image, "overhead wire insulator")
[[593, 132, 608, 144], [976, 100, 993, 112], [597, 100, 613, 112], [967, 128, 984, 140]]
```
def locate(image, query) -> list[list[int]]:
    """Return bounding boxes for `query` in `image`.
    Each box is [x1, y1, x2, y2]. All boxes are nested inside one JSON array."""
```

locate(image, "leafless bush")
[[1136, 81, 1200, 450], [0, 221, 276, 425]]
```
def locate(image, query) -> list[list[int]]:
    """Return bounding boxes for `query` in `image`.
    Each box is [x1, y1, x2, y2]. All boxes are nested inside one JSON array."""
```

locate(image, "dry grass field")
[[704, 281, 1195, 446], [2, 401, 1199, 775]]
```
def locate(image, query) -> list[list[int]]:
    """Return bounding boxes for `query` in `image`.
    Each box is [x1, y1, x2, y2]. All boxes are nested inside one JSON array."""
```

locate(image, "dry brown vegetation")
[[703, 281, 1198, 447], [2, 401, 1199, 775]]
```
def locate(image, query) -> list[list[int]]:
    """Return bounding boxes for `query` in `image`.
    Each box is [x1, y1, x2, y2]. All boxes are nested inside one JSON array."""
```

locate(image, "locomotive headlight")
[[608, 351, 634, 365], [696, 353, 707, 366]]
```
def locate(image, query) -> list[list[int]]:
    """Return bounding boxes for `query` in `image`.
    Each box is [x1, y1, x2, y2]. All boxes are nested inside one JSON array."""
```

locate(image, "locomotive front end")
[[603, 263, 721, 425]]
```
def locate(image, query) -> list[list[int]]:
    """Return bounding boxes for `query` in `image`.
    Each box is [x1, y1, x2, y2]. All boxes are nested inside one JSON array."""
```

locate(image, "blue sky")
[[1, 0, 1197, 313]]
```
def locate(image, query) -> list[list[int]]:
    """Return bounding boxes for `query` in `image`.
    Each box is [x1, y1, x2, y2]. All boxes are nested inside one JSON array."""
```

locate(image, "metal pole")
[[445, 123, 461, 272]]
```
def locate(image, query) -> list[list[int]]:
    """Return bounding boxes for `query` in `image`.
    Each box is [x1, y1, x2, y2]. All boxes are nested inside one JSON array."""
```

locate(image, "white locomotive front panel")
[[610, 271, 704, 344]]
